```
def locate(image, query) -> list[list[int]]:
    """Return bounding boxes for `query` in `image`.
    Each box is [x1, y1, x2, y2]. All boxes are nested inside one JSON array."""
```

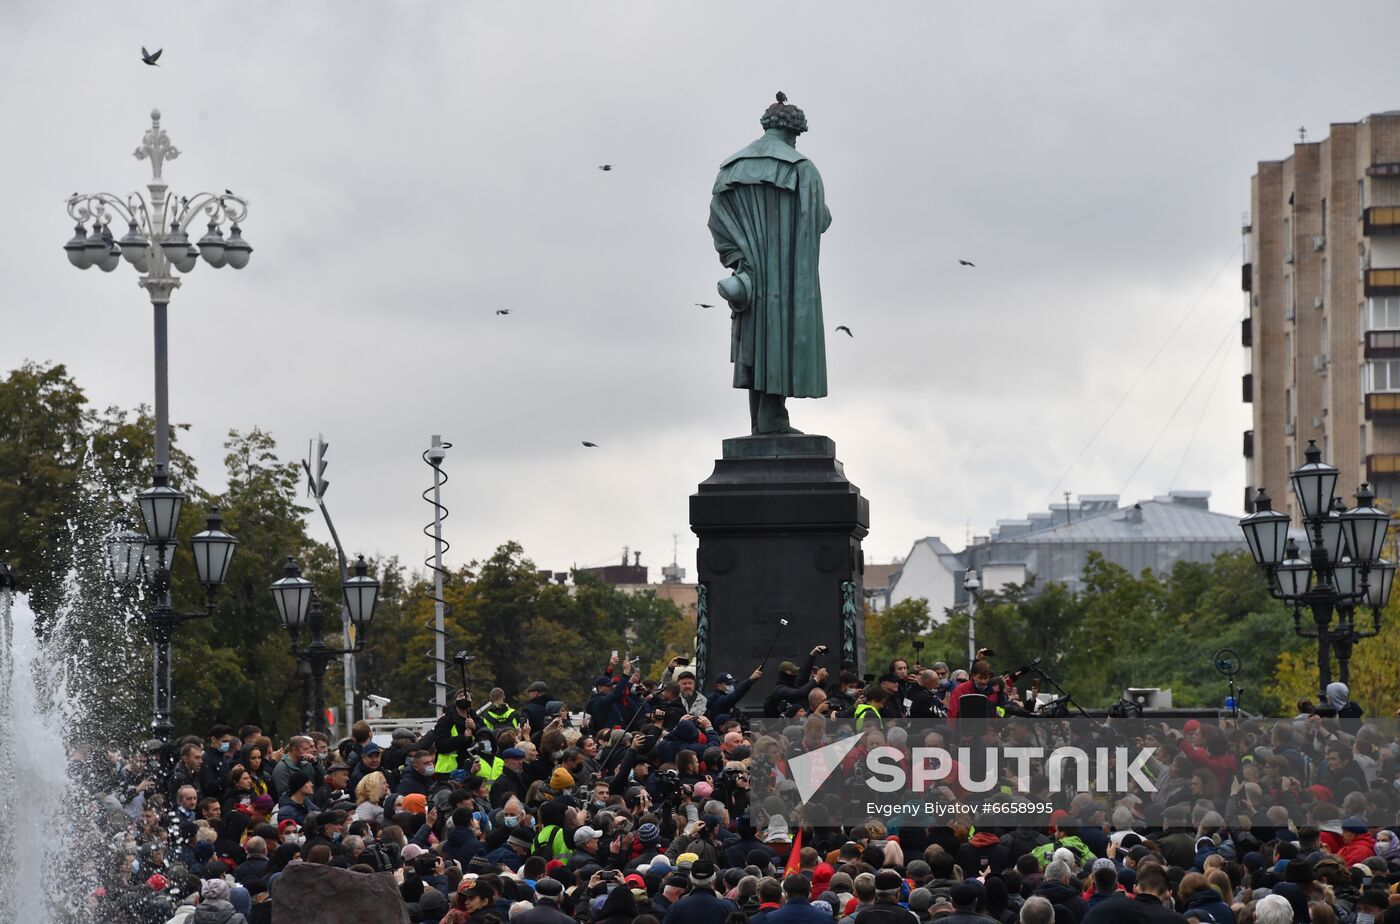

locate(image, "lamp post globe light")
[[71, 110, 251, 743], [1240, 440, 1394, 702], [272, 556, 379, 733]]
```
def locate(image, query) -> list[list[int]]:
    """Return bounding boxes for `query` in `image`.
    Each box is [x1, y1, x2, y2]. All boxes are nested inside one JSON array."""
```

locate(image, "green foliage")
[[864, 598, 933, 671], [357, 544, 688, 715], [912, 551, 1307, 715]]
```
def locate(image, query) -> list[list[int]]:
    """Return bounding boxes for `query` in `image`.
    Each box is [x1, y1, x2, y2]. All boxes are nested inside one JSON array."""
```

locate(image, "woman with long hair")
[[239, 743, 272, 797], [355, 770, 388, 824]]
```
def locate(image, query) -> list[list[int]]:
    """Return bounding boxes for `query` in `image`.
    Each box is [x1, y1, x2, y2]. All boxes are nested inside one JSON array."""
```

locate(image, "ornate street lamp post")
[[71, 109, 252, 742], [271, 557, 379, 733], [1240, 440, 1394, 702]]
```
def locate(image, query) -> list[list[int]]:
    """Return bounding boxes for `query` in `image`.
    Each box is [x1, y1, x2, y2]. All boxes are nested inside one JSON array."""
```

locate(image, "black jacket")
[[763, 653, 819, 717], [1082, 893, 1187, 924], [232, 854, 270, 885], [432, 710, 477, 769], [1033, 880, 1088, 922], [853, 901, 918, 924], [907, 685, 946, 719], [489, 767, 527, 807]]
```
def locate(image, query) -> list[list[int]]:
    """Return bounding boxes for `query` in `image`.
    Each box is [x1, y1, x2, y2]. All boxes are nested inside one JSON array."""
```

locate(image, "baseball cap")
[[574, 826, 602, 846], [501, 747, 526, 760], [715, 673, 736, 685]]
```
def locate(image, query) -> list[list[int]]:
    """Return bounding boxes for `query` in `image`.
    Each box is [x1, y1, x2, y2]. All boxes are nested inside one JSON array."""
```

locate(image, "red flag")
[[784, 827, 803, 877]]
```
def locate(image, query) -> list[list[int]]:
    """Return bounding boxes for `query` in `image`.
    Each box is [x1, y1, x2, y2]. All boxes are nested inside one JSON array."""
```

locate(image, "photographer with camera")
[[431, 688, 480, 779]]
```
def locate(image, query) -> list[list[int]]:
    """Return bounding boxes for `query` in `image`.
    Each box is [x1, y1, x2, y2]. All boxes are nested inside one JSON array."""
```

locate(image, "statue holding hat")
[[710, 92, 832, 435]]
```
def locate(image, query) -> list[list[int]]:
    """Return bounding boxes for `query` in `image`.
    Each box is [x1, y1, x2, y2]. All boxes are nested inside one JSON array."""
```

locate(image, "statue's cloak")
[[709, 133, 831, 398]]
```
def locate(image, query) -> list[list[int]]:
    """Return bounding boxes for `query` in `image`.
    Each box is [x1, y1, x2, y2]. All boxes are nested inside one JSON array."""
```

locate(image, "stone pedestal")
[[690, 434, 870, 713]]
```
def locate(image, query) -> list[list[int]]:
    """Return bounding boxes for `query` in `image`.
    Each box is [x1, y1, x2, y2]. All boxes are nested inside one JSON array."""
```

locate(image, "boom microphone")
[[1008, 657, 1043, 682]]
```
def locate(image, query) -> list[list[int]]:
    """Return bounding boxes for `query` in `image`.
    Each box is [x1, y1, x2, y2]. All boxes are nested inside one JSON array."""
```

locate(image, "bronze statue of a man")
[[709, 93, 831, 435]]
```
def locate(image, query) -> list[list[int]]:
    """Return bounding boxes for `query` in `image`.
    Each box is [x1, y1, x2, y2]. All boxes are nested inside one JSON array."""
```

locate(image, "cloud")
[[2, 1, 1390, 578]]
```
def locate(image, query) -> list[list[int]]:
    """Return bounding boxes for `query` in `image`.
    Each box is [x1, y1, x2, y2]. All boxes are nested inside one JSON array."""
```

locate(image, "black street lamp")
[[271, 556, 379, 733], [1240, 440, 1394, 702], [105, 481, 238, 742]]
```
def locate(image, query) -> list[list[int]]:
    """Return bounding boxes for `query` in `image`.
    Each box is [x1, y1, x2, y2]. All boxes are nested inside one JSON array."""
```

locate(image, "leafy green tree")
[[864, 598, 933, 671]]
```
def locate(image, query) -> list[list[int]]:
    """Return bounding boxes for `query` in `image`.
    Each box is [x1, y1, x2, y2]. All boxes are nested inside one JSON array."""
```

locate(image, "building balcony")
[[1366, 162, 1400, 177], [1242, 263, 1252, 292], [1364, 206, 1400, 235], [1366, 330, 1400, 358], [1243, 429, 1254, 458], [1242, 317, 1252, 347], [1365, 268, 1400, 295], [1242, 373, 1253, 403], [1367, 452, 1400, 480], [1365, 392, 1400, 419]]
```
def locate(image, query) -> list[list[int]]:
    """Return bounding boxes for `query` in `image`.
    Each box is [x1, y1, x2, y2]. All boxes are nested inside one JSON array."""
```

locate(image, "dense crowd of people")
[[77, 649, 1400, 924]]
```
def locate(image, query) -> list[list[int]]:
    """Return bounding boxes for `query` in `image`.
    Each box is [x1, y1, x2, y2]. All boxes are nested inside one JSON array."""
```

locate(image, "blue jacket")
[[1181, 888, 1233, 924], [707, 677, 756, 718], [662, 889, 736, 924], [443, 824, 486, 867], [765, 898, 836, 924], [586, 678, 627, 731]]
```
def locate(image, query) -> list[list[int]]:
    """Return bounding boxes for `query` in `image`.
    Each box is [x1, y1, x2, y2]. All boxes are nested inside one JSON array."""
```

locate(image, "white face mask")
[[1356, 914, 1375, 924]]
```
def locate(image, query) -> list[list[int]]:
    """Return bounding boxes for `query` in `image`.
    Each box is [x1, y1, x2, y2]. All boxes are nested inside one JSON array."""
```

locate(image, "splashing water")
[[0, 592, 90, 922]]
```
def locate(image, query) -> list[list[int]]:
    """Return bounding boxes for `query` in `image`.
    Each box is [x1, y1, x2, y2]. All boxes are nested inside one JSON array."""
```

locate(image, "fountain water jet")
[[0, 592, 92, 922]]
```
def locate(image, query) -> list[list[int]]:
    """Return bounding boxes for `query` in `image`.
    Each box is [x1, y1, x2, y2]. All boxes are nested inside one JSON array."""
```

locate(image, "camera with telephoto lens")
[[655, 768, 682, 800]]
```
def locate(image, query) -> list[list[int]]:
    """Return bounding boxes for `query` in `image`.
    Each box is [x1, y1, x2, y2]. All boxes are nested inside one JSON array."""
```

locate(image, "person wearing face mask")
[[434, 690, 481, 778], [202, 724, 239, 797], [301, 808, 349, 858], [707, 667, 762, 719]]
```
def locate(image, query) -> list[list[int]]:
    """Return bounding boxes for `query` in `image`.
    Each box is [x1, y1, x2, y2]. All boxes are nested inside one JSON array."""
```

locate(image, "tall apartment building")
[[1245, 112, 1400, 519]]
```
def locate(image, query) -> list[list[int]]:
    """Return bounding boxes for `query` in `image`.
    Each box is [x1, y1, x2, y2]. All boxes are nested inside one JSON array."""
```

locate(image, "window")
[[1284, 216, 1292, 253], [1368, 359, 1400, 392], [1360, 179, 1366, 220], [1322, 197, 1328, 232], [1285, 334, 1293, 380], [1286, 387, 1294, 421], [1362, 425, 1368, 457], [1370, 296, 1400, 330], [1285, 275, 1294, 315]]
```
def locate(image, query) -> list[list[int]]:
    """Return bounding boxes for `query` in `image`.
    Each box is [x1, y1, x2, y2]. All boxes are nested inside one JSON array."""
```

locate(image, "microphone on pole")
[[1008, 657, 1042, 682]]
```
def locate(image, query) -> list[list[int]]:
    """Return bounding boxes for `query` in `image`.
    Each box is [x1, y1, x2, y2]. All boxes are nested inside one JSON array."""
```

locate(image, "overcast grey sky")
[[6, 2, 1398, 580]]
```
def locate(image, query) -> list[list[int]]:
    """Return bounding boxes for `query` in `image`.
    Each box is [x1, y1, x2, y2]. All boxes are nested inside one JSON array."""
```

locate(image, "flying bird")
[[835, 325, 853, 337], [597, 164, 613, 172], [958, 259, 976, 267], [694, 302, 716, 309], [141, 47, 162, 66], [581, 441, 599, 448], [495, 309, 511, 316]]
